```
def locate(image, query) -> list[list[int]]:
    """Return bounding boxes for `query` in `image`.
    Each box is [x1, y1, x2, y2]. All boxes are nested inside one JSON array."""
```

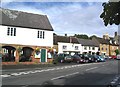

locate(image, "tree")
[[74, 34, 89, 39], [115, 49, 119, 55], [100, 1, 120, 26], [89, 35, 98, 39]]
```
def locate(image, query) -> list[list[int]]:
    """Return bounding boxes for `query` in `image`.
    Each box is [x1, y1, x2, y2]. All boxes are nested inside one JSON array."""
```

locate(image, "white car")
[[117, 54, 120, 60]]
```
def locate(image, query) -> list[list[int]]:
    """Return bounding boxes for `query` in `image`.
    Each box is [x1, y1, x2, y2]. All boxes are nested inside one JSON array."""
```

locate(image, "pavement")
[[1, 60, 120, 87]]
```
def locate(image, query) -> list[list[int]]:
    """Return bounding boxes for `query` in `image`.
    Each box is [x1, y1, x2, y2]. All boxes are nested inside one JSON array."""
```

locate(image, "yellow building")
[[109, 39, 119, 56], [92, 37, 110, 56]]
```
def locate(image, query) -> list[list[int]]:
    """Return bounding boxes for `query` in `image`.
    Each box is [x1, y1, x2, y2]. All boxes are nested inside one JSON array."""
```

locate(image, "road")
[[1, 60, 120, 86]]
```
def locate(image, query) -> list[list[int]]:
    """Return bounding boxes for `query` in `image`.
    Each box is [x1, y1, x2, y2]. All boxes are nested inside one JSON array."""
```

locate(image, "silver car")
[[117, 54, 120, 60]]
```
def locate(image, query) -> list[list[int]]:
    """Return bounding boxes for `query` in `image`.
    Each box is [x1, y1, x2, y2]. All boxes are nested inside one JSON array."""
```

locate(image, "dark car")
[[72, 55, 85, 63], [57, 53, 72, 63], [64, 55, 73, 63], [77, 54, 89, 63], [87, 55, 97, 62], [95, 55, 106, 62]]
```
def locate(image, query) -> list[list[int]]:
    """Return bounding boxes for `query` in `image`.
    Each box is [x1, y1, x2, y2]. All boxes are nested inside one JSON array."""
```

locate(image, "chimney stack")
[[65, 34, 67, 36], [103, 33, 109, 40]]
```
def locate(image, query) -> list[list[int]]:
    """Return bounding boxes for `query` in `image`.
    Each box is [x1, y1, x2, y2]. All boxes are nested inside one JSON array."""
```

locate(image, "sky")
[[1, 0, 118, 38]]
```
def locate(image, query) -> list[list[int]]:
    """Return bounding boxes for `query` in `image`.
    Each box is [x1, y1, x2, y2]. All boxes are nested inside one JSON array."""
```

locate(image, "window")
[[92, 47, 95, 50], [7, 27, 16, 36], [75, 46, 78, 50], [63, 45, 67, 50], [101, 47, 104, 50], [37, 31, 45, 39], [84, 46, 87, 50], [106, 48, 107, 51], [89, 47, 91, 50]]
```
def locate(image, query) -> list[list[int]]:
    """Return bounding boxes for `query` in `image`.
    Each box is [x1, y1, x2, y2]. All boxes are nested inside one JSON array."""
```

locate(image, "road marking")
[[51, 72, 79, 80], [2, 62, 105, 78], [85, 67, 98, 71], [110, 75, 120, 85], [1, 75, 11, 77]]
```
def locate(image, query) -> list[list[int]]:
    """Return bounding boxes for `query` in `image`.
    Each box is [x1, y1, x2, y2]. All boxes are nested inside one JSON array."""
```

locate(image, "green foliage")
[[74, 34, 89, 39], [89, 35, 98, 39], [100, 1, 120, 26], [74, 34, 97, 39], [115, 49, 119, 55]]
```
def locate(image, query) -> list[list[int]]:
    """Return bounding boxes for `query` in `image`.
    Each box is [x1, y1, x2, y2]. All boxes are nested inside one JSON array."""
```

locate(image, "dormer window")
[[110, 40, 112, 44], [114, 41, 116, 44], [7, 27, 16, 36]]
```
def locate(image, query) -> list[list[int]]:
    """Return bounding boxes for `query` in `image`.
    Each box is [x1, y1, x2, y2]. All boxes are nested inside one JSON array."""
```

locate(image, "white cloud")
[[2, 2, 118, 37]]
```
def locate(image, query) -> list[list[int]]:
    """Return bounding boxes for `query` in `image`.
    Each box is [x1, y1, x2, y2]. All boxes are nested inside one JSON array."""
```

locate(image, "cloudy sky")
[[1, 0, 118, 37]]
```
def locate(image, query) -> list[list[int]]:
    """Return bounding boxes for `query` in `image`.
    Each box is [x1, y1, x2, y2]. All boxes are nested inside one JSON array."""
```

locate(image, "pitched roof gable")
[[77, 38, 99, 47], [53, 35, 79, 45], [96, 37, 109, 45], [0, 8, 53, 31]]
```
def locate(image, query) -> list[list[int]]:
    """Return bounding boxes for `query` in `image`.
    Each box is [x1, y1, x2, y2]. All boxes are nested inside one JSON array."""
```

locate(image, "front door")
[[41, 49, 46, 62]]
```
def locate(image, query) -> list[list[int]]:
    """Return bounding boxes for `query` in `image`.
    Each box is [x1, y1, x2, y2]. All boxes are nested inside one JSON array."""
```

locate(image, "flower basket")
[[35, 47, 40, 55], [17, 46, 22, 53]]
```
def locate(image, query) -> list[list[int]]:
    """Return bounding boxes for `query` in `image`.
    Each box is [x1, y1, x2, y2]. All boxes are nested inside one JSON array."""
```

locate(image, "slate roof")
[[0, 8, 53, 31], [53, 35, 79, 45], [96, 37, 110, 45], [77, 38, 99, 47]]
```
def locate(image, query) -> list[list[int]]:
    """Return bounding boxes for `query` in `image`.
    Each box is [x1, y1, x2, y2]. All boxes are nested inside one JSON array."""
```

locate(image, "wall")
[[0, 25, 53, 47], [100, 44, 109, 56], [110, 45, 119, 56], [82, 46, 99, 54], [58, 42, 82, 54]]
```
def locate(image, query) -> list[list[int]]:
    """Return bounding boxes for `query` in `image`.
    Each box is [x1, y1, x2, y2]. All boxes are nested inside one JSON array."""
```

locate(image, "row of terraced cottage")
[[0, 8, 119, 65]]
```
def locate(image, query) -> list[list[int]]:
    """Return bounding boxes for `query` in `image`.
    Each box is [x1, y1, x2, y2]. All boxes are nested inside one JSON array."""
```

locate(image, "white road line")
[[1, 75, 11, 77], [85, 67, 98, 71], [2, 62, 105, 78], [51, 72, 79, 80]]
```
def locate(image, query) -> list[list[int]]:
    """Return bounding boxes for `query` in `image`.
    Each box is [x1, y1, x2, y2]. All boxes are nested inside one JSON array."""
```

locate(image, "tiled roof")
[[96, 37, 110, 44], [0, 8, 53, 31], [77, 38, 99, 47], [53, 35, 79, 45]]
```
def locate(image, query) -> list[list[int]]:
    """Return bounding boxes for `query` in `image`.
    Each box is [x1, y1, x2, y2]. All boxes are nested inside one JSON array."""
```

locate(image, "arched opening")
[[19, 47, 34, 62], [2, 46, 16, 62]]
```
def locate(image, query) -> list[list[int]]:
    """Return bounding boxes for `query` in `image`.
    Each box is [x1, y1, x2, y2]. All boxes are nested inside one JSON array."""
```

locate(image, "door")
[[40, 49, 46, 62]]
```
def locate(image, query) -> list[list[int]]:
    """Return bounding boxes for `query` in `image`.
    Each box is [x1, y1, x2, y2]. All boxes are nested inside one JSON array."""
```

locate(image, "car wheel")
[[77, 61, 80, 63], [95, 60, 98, 62]]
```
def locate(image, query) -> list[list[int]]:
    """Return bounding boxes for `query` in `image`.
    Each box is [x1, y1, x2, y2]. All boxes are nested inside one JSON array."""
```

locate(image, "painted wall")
[[100, 44, 109, 56], [82, 46, 99, 54], [0, 25, 53, 47], [58, 42, 82, 54], [110, 45, 119, 56]]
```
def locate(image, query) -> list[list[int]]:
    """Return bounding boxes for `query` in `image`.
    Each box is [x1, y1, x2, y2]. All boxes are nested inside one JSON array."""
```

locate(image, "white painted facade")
[[81, 46, 99, 54], [0, 25, 53, 47], [58, 42, 82, 54]]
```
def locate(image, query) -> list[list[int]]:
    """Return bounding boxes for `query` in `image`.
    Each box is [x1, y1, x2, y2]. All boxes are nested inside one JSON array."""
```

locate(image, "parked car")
[[117, 54, 120, 60], [64, 55, 73, 63], [57, 53, 72, 63], [72, 55, 85, 63], [87, 55, 98, 62], [101, 55, 109, 60], [79, 54, 90, 63], [111, 55, 117, 59], [96, 55, 106, 62]]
